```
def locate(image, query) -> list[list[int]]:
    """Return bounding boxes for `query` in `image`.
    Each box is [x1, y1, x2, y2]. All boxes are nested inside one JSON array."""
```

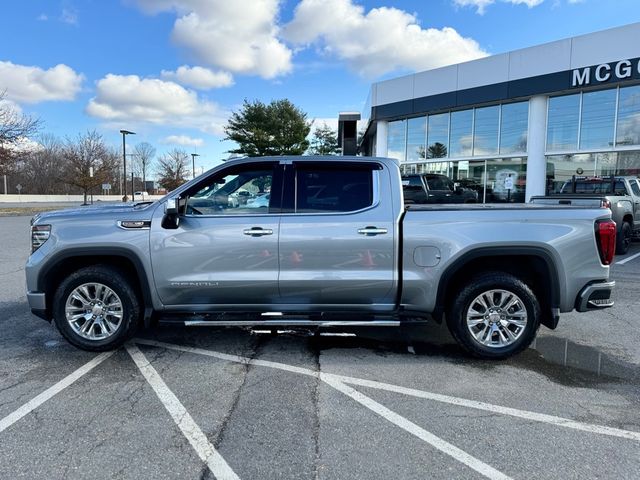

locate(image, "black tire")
[[53, 265, 141, 351], [446, 272, 541, 359], [616, 222, 632, 255]]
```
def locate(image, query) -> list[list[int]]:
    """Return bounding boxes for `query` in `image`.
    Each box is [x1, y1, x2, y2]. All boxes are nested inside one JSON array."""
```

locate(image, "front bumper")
[[27, 291, 50, 321], [575, 281, 615, 312]]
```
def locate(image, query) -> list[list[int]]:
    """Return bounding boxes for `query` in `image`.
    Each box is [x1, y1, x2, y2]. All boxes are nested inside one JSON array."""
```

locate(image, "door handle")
[[243, 227, 273, 237], [358, 226, 388, 236]]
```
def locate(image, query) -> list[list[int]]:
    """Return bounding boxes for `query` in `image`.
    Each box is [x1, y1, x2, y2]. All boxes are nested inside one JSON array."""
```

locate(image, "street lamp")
[[120, 129, 135, 201], [191, 153, 200, 179]]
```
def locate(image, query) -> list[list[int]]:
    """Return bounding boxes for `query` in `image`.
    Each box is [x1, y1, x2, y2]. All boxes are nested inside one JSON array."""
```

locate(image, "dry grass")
[[0, 206, 65, 217]]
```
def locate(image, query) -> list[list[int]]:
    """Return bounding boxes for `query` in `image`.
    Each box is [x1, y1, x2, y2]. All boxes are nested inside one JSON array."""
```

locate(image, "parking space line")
[[0, 351, 114, 434], [615, 251, 640, 265], [125, 343, 240, 480], [328, 375, 640, 442], [322, 374, 512, 480], [136, 338, 640, 443]]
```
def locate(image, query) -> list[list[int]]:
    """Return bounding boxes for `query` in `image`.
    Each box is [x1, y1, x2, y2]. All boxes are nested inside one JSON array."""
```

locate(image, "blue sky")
[[1, 0, 639, 173]]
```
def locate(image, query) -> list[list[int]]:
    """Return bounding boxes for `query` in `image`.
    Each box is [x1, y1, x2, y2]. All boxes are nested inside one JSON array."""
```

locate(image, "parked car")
[[531, 175, 640, 254], [402, 174, 478, 204], [26, 156, 615, 359], [133, 191, 149, 201]]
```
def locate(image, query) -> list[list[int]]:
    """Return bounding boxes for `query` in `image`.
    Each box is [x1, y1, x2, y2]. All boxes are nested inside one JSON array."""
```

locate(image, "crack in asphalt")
[[212, 333, 268, 450], [310, 337, 322, 480]]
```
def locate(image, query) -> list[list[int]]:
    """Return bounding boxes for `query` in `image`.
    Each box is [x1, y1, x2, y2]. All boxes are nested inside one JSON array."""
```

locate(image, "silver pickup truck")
[[531, 175, 640, 255], [26, 156, 616, 359]]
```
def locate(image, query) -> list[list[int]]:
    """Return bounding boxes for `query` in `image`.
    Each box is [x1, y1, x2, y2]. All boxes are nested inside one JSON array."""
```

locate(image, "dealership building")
[[357, 22, 640, 202]]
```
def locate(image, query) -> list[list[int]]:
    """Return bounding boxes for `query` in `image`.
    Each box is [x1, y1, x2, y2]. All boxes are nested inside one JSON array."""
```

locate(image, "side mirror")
[[455, 186, 464, 195], [162, 197, 180, 229], [165, 197, 178, 215]]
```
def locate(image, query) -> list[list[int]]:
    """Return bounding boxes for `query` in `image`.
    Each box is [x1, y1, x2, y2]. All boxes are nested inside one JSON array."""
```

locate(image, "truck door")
[[278, 161, 396, 307], [150, 162, 282, 307]]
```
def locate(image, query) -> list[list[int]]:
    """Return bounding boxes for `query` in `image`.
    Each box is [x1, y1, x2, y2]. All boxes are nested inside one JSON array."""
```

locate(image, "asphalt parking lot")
[[1, 215, 639, 479]]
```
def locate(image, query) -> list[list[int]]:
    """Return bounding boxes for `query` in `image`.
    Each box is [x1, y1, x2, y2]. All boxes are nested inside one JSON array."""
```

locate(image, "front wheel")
[[53, 265, 141, 351], [447, 272, 540, 359]]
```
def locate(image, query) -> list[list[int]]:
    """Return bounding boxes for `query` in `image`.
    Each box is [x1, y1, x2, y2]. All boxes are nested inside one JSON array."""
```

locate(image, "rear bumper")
[[575, 281, 615, 312], [27, 291, 50, 321]]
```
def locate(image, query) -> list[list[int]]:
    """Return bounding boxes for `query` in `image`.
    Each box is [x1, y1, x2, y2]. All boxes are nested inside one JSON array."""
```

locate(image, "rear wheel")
[[616, 222, 632, 255], [53, 265, 140, 351], [447, 272, 540, 359]]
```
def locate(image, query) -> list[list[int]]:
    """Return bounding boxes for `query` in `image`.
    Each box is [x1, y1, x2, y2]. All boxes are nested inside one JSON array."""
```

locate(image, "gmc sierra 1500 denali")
[[26, 156, 616, 359]]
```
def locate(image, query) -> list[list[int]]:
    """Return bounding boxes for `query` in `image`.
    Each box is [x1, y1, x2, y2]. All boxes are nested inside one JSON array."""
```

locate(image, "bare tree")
[[0, 91, 41, 184], [157, 148, 190, 191], [133, 142, 156, 192], [61, 131, 119, 203], [20, 134, 64, 194]]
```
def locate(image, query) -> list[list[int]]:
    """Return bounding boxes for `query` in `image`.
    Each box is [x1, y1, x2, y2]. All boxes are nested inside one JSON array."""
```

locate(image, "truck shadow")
[[141, 321, 639, 389]]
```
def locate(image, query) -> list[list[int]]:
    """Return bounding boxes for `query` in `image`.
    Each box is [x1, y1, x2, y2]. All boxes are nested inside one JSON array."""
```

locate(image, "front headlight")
[[31, 224, 51, 253]]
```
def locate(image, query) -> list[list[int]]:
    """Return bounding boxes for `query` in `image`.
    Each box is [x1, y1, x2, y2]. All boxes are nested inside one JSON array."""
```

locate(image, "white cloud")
[[454, 0, 544, 15], [160, 65, 233, 89], [37, 13, 48, 21], [131, 0, 292, 78], [283, 0, 487, 77], [161, 135, 205, 147], [86, 74, 228, 136], [0, 61, 84, 104], [60, 7, 79, 25]]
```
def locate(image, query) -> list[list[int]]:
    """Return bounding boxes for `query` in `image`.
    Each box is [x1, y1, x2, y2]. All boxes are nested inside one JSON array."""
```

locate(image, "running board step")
[[183, 319, 402, 327]]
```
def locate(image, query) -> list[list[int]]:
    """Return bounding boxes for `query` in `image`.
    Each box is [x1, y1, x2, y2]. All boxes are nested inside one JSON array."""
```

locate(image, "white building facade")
[[359, 23, 640, 203]]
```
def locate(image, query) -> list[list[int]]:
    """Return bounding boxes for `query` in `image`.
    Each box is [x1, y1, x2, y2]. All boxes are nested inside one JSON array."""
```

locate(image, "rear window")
[[295, 165, 374, 213], [560, 177, 628, 195]]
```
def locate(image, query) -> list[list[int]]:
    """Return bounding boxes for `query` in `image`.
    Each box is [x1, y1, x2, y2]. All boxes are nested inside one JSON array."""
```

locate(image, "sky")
[[1, 0, 640, 174]]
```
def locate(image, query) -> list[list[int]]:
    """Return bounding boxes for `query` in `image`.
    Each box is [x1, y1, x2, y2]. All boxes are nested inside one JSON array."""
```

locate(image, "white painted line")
[[326, 374, 640, 443], [125, 343, 240, 480], [136, 338, 317, 378], [0, 351, 114, 434], [615, 251, 640, 265], [134, 338, 640, 443], [322, 375, 512, 480]]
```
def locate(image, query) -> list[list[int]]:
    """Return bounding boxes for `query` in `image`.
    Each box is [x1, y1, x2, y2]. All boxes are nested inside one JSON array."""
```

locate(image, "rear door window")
[[293, 163, 375, 213]]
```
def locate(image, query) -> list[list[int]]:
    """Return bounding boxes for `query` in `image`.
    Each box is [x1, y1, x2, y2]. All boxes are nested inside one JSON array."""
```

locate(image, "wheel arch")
[[38, 248, 153, 323], [435, 247, 561, 329]]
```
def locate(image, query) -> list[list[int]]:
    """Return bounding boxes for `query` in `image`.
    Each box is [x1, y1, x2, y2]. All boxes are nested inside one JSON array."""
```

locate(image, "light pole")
[[120, 129, 135, 201], [191, 153, 200, 180]]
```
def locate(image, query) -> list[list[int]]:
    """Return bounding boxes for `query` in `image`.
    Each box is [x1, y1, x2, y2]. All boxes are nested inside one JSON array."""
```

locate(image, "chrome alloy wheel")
[[65, 283, 123, 340], [465, 289, 528, 348]]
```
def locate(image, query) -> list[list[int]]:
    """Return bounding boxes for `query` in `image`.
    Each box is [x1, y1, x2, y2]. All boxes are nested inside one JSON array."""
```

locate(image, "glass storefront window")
[[545, 151, 640, 194], [406, 117, 427, 162], [387, 120, 406, 161], [426, 113, 449, 158], [473, 106, 499, 156], [579, 89, 616, 150], [500, 102, 528, 154], [453, 160, 486, 203], [450, 110, 473, 158], [616, 85, 640, 146], [485, 158, 527, 203], [547, 94, 580, 151]]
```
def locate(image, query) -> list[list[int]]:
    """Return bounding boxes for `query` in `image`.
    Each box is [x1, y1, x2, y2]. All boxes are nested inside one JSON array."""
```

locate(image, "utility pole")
[[119, 129, 135, 201], [191, 153, 200, 179]]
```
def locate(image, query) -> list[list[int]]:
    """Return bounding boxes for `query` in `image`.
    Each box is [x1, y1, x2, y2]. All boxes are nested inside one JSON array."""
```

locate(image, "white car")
[[246, 193, 270, 208], [133, 191, 149, 200]]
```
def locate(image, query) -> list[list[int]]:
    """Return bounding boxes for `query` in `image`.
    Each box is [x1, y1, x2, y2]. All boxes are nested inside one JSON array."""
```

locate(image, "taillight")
[[595, 220, 616, 265], [31, 224, 51, 253]]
